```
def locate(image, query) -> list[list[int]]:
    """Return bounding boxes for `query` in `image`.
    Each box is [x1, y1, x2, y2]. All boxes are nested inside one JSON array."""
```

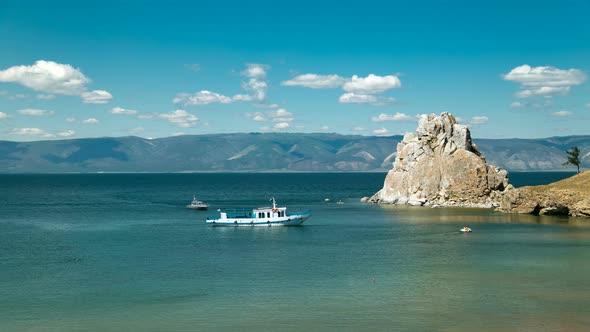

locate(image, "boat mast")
[[271, 197, 276, 210]]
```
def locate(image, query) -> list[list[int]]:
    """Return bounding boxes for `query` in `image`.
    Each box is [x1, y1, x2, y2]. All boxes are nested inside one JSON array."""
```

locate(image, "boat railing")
[[206, 208, 311, 220]]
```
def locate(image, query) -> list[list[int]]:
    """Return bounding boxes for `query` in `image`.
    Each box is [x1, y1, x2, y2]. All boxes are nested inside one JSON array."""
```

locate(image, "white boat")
[[460, 226, 472, 233], [187, 195, 209, 210], [206, 198, 311, 226]]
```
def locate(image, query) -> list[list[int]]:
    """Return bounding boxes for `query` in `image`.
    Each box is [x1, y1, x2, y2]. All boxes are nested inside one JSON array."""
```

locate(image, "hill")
[[0, 133, 589, 173]]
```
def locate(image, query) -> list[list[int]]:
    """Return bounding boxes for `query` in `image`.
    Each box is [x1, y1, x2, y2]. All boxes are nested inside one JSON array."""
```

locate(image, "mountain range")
[[1, 133, 588, 173]]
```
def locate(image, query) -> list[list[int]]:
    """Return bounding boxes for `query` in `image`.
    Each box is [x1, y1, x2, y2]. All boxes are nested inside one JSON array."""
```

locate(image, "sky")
[[0, 0, 589, 141]]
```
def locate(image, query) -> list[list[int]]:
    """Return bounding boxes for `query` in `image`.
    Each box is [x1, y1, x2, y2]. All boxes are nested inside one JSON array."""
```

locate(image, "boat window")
[[267, 212, 270, 218]]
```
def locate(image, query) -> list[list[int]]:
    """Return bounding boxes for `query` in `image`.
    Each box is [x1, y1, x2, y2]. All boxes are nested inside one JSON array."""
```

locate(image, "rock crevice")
[[370, 112, 509, 207]]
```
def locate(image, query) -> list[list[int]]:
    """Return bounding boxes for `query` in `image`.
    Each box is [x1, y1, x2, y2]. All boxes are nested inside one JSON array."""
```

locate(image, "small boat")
[[336, 200, 344, 205], [206, 197, 311, 226], [460, 226, 472, 233], [187, 195, 209, 210]]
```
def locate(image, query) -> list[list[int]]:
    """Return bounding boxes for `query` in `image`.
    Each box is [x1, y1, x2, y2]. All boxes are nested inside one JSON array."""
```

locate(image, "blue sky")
[[1, 0, 589, 140]]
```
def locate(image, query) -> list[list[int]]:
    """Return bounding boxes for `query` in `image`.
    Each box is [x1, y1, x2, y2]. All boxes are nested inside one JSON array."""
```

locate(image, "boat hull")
[[187, 205, 208, 210], [206, 214, 310, 226]]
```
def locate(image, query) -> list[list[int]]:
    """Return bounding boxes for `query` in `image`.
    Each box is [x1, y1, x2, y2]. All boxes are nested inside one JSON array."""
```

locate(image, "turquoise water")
[[1, 172, 589, 331]]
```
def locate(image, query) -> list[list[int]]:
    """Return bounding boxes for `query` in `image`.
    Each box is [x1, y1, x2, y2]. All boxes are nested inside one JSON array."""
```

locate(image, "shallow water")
[[1, 173, 588, 331]]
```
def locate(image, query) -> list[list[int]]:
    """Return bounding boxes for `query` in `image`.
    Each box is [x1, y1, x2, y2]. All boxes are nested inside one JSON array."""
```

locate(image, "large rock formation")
[[370, 112, 509, 207], [499, 170, 590, 217]]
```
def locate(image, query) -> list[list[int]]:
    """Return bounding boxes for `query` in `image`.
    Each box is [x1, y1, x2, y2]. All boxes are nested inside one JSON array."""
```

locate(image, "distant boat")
[[206, 197, 311, 226], [187, 195, 209, 210], [336, 200, 344, 205], [460, 226, 472, 233]]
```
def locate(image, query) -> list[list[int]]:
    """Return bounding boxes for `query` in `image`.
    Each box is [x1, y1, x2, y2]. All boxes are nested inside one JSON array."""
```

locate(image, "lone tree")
[[563, 146, 581, 174]]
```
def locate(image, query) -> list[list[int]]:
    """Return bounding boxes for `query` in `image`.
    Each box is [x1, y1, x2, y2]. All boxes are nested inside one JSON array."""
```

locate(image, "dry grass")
[[524, 170, 590, 194]]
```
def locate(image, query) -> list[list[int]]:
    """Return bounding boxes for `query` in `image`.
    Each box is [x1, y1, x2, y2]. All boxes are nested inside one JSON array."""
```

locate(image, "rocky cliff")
[[499, 171, 590, 217], [370, 112, 509, 207]]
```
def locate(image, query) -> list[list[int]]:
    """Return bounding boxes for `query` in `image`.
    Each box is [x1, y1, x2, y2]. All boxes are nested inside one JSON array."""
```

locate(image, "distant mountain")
[[0, 133, 588, 173]]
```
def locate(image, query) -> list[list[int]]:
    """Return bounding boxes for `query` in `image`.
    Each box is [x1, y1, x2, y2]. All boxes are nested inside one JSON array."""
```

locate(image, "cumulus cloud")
[[81, 90, 113, 104], [158, 109, 199, 128], [82, 118, 99, 124], [17, 108, 54, 116], [242, 63, 268, 79], [247, 108, 294, 123], [0, 112, 9, 119], [273, 122, 290, 130], [552, 110, 572, 117], [339, 93, 395, 106], [503, 64, 586, 98], [11, 127, 54, 138], [65, 117, 77, 123], [352, 126, 366, 132], [0, 60, 114, 104], [58, 130, 75, 137], [514, 86, 570, 98], [343, 74, 401, 94], [282, 72, 402, 106], [173, 90, 233, 106], [371, 112, 415, 122], [281, 74, 346, 89], [0, 60, 90, 95], [110, 107, 138, 115], [373, 128, 390, 136], [469, 116, 489, 124]]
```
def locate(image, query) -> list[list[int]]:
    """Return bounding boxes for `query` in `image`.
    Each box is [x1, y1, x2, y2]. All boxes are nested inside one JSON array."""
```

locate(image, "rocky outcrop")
[[370, 112, 509, 207], [499, 171, 590, 217]]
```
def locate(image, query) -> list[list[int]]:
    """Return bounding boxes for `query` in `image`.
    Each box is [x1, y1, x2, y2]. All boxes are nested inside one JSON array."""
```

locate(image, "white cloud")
[[343, 74, 402, 94], [0, 112, 9, 119], [110, 107, 138, 115], [58, 130, 75, 137], [173, 90, 233, 106], [373, 128, 390, 136], [11, 127, 54, 138], [65, 117, 77, 122], [174, 64, 270, 107], [510, 101, 524, 108], [0, 60, 90, 95], [514, 86, 570, 98], [503, 64, 586, 98], [273, 122, 290, 130], [319, 125, 330, 131], [36, 94, 55, 100], [503, 64, 586, 87], [371, 112, 415, 122], [17, 108, 54, 116], [158, 109, 199, 128], [82, 118, 99, 124], [81, 90, 113, 104], [352, 126, 366, 132], [552, 110, 572, 117], [339, 92, 395, 106], [171, 132, 185, 136], [247, 108, 294, 123], [281, 74, 345, 89], [242, 63, 267, 79], [469, 116, 489, 124]]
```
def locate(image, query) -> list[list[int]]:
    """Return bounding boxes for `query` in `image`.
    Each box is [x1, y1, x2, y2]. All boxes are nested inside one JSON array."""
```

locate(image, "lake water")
[[1, 172, 589, 331]]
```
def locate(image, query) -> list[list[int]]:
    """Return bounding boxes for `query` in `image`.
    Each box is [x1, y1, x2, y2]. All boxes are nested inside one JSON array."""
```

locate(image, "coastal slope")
[[499, 171, 590, 217]]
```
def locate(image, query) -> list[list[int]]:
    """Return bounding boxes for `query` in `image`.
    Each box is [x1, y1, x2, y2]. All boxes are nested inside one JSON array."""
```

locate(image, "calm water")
[[1, 172, 589, 331]]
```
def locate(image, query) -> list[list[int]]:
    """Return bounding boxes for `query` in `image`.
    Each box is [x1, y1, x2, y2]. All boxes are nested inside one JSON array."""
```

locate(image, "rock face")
[[499, 171, 590, 217], [370, 112, 509, 207]]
